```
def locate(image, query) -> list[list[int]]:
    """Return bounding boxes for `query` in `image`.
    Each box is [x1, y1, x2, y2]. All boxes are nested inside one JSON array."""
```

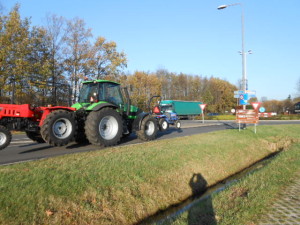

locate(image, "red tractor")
[[0, 104, 77, 150]]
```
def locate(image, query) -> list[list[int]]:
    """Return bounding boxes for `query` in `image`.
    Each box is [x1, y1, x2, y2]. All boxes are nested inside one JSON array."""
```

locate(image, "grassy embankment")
[[201, 114, 300, 120], [0, 125, 299, 225], [163, 142, 300, 225]]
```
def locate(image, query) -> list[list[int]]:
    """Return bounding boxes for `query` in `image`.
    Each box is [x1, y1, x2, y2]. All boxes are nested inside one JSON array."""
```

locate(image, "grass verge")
[[259, 114, 300, 120], [165, 143, 300, 225], [196, 114, 300, 120], [0, 125, 299, 225]]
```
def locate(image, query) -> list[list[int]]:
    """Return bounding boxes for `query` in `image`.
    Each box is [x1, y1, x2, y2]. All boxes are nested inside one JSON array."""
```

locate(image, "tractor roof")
[[82, 79, 120, 85]]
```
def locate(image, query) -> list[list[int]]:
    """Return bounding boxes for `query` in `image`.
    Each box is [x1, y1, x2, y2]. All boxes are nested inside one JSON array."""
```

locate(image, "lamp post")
[[218, 3, 251, 109]]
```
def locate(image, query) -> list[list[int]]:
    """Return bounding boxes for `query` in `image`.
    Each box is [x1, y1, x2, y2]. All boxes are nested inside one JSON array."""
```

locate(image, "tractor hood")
[[71, 101, 108, 111]]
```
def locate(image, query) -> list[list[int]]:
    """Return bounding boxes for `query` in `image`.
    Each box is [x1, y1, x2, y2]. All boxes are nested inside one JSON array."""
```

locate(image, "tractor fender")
[[91, 103, 118, 111], [39, 106, 76, 127], [132, 112, 151, 131]]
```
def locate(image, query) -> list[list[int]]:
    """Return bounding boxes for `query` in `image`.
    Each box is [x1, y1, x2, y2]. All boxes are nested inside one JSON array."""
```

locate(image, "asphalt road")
[[0, 120, 299, 165]]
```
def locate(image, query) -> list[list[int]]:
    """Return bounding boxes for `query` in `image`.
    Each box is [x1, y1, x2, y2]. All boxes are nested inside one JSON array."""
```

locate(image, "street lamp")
[[218, 3, 251, 109]]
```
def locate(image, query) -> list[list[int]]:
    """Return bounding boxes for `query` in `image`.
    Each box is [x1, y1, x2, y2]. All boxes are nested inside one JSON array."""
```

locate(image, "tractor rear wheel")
[[26, 131, 45, 143], [85, 108, 123, 147], [41, 110, 76, 146], [0, 125, 12, 150], [137, 116, 158, 141]]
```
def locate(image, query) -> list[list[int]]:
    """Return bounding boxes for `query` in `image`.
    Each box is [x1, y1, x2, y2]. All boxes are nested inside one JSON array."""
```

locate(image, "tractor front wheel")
[[41, 110, 76, 146], [175, 120, 181, 129], [137, 116, 158, 141], [0, 125, 12, 150], [85, 108, 123, 147], [159, 118, 169, 131]]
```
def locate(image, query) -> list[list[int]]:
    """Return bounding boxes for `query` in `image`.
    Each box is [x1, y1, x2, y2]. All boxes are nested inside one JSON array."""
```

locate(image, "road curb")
[[181, 123, 223, 129]]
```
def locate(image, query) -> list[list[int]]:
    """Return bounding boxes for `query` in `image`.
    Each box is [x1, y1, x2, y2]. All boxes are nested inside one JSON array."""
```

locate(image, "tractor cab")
[[78, 80, 124, 106], [73, 80, 139, 118]]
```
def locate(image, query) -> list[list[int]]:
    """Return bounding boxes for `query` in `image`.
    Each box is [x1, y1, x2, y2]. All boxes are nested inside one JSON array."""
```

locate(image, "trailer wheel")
[[41, 110, 76, 146], [137, 116, 158, 141], [159, 118, 169, 131], [0, 125, 12, 150], [26, 131, 45, 143], [85, 108, 123, 147], [175, 120, 181, 129]]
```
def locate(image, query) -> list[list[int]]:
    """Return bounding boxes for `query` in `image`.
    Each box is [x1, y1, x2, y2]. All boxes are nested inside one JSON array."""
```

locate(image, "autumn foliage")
[[0, 5, 238, 113]]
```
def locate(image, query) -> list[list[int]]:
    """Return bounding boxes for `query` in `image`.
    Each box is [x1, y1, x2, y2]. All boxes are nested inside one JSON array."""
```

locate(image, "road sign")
[[245, 90, 256, 94], [259, 107, 266, 113], [199, 104, 207, 111], [243, 93, 249, 100], [258, 112, 273, 117], [234, 90, 256, 99], [234, 90, 244, 95], [251, 102, 261, 111], [236, 109, 259, 133], [236, 109, 259, 124], [199, 104, 207, 124], [239, 99, 248, 105], [234, 93, 254, 99]]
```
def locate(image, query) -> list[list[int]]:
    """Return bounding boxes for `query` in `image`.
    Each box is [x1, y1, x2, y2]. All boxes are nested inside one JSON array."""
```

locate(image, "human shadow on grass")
[[188, 173, 217, 225]]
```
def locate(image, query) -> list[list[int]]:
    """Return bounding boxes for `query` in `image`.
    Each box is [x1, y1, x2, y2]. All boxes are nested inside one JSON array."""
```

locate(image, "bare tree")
[[63, 17, 92, 103], [45, 14, 66, 105], [90, 36, 127, 81]]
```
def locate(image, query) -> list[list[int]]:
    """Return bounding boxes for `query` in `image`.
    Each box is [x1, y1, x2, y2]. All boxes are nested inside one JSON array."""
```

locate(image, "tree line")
[[3, 4, 298, 114], [0, 5, 127, 106], [262, 95, 300, 114], [0, 5, 239, 113]]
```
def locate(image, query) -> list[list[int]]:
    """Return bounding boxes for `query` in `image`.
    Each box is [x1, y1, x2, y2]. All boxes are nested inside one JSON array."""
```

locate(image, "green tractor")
[[68, 79, 158, 147]]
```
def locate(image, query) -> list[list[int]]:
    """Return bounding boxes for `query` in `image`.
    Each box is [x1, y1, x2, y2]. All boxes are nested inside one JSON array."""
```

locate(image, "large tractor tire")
[[41, 110, 76, 146], [137, 116, 158, 141], [0, 125, 12, 150], [85, 108, 123, 147], [26, 131, 45, 143]]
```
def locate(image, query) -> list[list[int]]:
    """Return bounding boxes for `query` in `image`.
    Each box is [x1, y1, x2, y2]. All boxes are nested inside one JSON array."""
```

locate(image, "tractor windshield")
[[160, 104, 173, 112], [78, 82, 124, 105], [78, 82, 100, 103]]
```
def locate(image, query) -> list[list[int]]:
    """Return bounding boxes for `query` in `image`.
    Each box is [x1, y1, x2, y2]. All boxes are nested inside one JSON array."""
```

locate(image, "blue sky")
[[2, 0, 300, 101]]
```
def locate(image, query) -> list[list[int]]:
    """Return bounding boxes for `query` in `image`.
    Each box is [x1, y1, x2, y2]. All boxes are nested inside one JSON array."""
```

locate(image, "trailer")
[[160, 100, 203, 119]]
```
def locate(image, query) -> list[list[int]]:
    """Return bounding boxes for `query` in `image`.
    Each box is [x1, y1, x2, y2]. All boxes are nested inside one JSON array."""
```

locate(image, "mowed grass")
[[0, 125, 299, 225]]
